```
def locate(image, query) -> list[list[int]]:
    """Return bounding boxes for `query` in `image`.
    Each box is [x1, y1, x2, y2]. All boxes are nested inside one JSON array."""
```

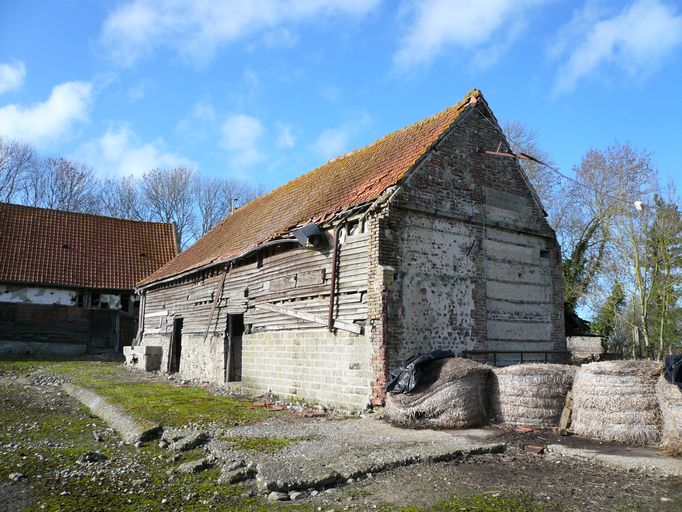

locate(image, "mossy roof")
[[140, 89, 483, 287]]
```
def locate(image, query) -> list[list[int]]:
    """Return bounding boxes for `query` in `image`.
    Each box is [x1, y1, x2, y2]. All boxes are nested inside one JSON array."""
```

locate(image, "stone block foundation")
[[242, 328, 372, 410]]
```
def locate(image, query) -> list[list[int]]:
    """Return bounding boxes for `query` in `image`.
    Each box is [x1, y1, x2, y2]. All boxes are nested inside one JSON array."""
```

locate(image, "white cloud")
[[0, 61, 26, 94], [176, 99, 217, 136], [313, 113, 370, 160], [394, 0, 548, 70], [127, 77, 154, 101], [220, 114, 265, 168], [314, 127, 350, 160], [553, 0, 682, 93], [0, 81, 92, 146], [275, 123, 296, 149], [100, 0, 379, 66], [76, 124, 194, 177]]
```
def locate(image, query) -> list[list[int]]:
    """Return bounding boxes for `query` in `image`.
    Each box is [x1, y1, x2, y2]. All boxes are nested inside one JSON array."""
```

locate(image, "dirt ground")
[[1, 361, 681, 512]]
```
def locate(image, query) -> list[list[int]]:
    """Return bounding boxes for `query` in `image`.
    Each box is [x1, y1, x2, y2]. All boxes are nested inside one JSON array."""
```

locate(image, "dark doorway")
[[169, 317, 183, 373], [225, 314, 244, 382]]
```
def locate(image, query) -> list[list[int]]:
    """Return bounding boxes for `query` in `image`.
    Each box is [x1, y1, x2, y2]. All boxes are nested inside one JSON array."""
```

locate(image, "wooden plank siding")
[[141, 230, 370, 336]]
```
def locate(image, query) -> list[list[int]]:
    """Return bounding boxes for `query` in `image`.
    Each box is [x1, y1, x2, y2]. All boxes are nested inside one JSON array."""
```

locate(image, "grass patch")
[[93, 382, 271, 427], [0, 383, 315, 512], [222, 435, 315, 454], [0, 358, 273, 428], [395, 493, 558, 512]]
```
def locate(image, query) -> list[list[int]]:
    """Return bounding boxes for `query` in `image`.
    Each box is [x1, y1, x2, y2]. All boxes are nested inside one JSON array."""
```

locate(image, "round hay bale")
[[384, 358, 491, 429], [489, 364, 575, 428], [572, 360, 663, 445], [656, 374, 682, 454]]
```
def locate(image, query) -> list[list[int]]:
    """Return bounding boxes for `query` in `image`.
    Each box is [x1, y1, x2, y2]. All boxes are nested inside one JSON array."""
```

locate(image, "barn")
[[0, 203, 177, 356], [134, 89, 565, 409]]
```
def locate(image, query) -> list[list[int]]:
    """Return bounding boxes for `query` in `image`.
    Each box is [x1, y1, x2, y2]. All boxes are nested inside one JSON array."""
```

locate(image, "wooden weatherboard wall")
[[139, 224, 372, 408]]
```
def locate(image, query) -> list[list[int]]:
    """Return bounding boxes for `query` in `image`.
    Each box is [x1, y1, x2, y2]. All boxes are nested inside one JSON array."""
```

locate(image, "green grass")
[[0, 358, 273, 428], [0, 357, 124, 384], [0, 382, 315, 512], [396, 493, 558, 512], [93, 382, 271, 427], [221, 435, 315, 454]]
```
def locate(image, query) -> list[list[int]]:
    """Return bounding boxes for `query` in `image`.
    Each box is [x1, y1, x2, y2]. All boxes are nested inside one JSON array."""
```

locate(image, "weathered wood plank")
[[254, 302, 362, 334]]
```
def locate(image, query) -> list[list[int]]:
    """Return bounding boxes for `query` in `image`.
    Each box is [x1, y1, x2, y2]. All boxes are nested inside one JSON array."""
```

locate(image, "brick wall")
[[241, 329, 372, 409]]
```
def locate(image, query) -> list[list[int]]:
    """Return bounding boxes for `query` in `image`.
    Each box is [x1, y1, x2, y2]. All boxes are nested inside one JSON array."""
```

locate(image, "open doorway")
[[225, 314, 244, 382], [169, 317, 183, 373]]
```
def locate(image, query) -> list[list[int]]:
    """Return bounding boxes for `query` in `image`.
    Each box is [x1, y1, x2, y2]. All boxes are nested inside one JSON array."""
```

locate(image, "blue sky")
[[1, 0, 681, 194]]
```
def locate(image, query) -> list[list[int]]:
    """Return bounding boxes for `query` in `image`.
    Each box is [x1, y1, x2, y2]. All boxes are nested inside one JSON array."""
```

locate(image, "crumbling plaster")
[[0, 285, 76, 305]]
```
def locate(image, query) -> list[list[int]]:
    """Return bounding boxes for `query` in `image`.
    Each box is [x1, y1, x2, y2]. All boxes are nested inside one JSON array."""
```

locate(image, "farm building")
[[0, 203, 177, 355], [134, 89, 565, 409]]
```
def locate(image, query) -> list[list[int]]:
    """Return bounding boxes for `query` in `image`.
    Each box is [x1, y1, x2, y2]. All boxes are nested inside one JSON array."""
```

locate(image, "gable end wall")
[[367, 107, 564, 400]]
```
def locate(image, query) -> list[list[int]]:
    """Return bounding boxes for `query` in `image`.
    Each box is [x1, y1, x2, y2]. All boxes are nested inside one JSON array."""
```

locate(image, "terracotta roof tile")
[[0, 203, 178, 291], [141, 89, 482, 286]]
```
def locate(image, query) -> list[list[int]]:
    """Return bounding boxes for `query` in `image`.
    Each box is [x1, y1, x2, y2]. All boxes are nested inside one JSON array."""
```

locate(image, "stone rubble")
[[168, 432, 209, 452]]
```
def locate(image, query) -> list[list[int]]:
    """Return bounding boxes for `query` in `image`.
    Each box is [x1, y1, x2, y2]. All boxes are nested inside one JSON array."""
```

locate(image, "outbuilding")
[[0, 203, 177, 355], [135, 89, 565, 408]]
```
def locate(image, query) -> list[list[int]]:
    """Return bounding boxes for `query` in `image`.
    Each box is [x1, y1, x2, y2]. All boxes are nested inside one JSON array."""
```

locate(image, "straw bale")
[[489, 364, 574, 428], [577, 360, 662, 377], [656, 374, 682, 454], [572, 360, 663, 445], [385, 358, 491, 429]]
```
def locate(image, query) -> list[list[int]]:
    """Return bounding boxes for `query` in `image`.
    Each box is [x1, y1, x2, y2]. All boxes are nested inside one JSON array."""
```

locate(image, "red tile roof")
[[0, 203, 178, 291], [141, 89, 483, 287]]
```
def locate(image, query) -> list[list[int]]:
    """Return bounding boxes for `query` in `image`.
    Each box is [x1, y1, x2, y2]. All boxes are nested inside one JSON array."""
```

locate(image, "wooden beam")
[[255, 302, 362, 334], [145, 310, 168, 318]]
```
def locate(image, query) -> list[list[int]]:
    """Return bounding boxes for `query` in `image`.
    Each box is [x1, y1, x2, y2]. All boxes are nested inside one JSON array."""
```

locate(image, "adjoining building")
[[0, 202, 177, 356], [134, 89, 565, 409]]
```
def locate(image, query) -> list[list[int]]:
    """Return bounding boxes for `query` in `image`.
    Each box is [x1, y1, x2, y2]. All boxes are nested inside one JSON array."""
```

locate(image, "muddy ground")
[[1, 365, 681, 511]]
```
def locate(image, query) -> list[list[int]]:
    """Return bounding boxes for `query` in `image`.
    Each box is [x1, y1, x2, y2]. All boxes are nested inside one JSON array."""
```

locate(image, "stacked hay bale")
[[572, 360, 663, 445], [489, 364, 575, 428], [385, 358, 491, 429], [656, 375, 682, 454]]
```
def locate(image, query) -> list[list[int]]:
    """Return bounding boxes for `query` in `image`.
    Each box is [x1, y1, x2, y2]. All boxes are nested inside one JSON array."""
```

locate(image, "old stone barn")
[[0, 203, 177, 356], [135, 90, 565, 409]]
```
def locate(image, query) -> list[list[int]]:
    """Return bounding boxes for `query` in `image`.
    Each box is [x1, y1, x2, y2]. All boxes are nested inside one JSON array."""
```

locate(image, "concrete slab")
[[547, 443, 682, 477], [209, 415, 506, 492], [62, 384, 161, 444]]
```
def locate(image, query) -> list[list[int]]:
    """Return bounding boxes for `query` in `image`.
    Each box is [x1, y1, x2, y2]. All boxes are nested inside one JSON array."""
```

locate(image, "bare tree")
[[223, 179, 266, 212], [503, 121, 561, 218], [192, 176, 267, 239], [0, 136, 36, 203], [141, 167, 196, 249], [192, 176, 230, 239], [99, 175, 146, 220], [242, 182, 267, 205], [20, 157, 100, 213]]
